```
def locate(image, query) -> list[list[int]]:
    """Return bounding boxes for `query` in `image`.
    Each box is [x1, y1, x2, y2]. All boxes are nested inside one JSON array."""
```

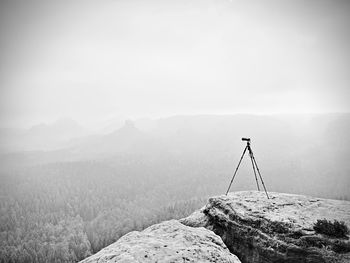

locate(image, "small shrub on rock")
[[332, 240, 350, 253], [313, 219, 349, 238]]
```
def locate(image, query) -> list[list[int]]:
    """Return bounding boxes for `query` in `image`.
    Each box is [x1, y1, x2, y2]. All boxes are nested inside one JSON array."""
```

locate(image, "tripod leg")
[[225, 146, 248, 195], [248, 149, 260, 191], [251, 153, 270, 199]]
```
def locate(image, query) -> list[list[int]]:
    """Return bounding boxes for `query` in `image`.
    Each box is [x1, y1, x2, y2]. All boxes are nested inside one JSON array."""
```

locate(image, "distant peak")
[[107, 120, 142, 137]]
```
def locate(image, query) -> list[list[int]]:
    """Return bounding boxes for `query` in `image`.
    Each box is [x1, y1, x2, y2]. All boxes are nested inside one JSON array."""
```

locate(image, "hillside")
[[0, 118, 88, 152], [81, 191, 350, 263]]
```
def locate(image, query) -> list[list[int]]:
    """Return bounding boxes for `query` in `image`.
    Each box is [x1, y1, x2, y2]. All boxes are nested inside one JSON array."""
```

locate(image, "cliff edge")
[[81, 191, 350, 263], [181, 191, 350, 263]]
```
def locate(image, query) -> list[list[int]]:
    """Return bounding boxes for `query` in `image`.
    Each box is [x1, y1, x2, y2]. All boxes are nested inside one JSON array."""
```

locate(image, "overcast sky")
[[1, 0, 350, 128]]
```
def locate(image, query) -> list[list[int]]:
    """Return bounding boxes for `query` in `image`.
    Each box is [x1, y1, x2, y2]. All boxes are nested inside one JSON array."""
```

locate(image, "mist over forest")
[[0, 113, 349, 262]]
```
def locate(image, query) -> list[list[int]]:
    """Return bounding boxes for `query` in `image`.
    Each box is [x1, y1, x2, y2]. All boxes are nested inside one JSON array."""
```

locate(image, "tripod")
[[225, 138, 269, 199]]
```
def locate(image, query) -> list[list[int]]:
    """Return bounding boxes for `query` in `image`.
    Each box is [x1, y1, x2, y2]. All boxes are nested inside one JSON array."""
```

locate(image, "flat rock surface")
[[80, 219, 241, 263], [183, 191, 350, 230], [181, 191, 350, 263]]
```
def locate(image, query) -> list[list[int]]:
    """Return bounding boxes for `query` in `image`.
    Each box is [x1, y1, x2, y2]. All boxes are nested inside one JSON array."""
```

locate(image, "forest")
[[0, 160, 207, 262]]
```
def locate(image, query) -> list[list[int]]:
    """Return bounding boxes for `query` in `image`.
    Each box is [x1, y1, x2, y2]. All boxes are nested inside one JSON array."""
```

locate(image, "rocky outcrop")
[[80, 219, 240, 263], [181, 191, 350, 263], [80, 191, 350, 263]]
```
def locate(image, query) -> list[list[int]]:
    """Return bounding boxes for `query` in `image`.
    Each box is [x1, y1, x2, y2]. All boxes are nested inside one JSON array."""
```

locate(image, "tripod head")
[[242, 137, 251, 146]]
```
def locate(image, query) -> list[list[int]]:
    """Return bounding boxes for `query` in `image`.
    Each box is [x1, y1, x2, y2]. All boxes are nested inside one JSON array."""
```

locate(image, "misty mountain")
[[0, 118, 89, 152], [70, 120, 164, 157]]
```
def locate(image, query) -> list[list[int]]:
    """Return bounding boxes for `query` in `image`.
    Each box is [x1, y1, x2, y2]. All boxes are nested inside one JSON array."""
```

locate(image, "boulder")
[[80, 219, 240, 263]]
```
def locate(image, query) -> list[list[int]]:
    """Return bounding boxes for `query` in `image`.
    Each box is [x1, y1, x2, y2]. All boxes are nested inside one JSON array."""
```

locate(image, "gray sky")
[[1, 0, 350, 128]]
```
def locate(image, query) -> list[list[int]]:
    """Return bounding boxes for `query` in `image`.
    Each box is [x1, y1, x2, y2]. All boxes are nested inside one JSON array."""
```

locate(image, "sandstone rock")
[[80, 219, 241, 263], [181, 191, 350, 263]]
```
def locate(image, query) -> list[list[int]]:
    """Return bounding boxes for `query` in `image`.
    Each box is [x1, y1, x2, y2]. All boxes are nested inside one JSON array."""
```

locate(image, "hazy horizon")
[[1, 111, 349, 131]]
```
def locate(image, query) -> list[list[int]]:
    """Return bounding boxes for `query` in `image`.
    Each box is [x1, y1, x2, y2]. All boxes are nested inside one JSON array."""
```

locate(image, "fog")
[[0, 1, 350, 262], [1, 0, 350, 128]]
